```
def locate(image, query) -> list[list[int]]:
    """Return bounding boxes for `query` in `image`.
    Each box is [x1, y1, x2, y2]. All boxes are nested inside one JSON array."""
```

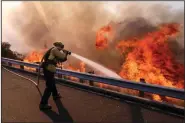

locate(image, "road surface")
[[2, 68, 184, 122]]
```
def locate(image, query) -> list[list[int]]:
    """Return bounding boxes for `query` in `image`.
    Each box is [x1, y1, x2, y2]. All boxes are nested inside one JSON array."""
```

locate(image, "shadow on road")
[[130, 105, 145, 123], [41, 99, 73, 123]]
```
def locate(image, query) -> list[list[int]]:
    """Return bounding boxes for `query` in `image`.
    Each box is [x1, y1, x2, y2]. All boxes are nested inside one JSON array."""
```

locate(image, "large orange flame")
[[23, 49, 47, 71], [117, 23, 184, 89], [23, 50, 47, 63], [96, 23, 184, 106], [95, 24, 113, 49]]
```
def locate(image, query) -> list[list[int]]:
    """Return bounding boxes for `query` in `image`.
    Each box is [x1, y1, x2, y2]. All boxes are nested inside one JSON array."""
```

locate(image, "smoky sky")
[[2, 1, 184, 71]]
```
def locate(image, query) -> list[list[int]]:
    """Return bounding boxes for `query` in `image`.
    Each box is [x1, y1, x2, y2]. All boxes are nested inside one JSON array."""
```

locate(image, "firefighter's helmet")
[[53, 42, 64, 48]]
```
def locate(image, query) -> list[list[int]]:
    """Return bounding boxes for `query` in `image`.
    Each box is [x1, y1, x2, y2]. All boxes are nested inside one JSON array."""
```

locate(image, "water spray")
[[71, 53, 122, 79]]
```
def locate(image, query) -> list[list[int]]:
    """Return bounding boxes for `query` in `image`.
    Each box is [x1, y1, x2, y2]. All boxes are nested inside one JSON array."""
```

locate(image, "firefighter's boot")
[[39, 104, 52, 110]]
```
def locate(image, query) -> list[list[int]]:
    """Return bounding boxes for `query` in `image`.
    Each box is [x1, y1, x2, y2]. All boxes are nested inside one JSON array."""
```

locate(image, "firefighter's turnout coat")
[[42, 47, 67, 72]]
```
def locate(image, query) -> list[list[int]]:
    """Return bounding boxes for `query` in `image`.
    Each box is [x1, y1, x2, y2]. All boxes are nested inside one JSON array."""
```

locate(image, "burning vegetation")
[[96, 23, 184, 88], [95, 23, 184, 105]]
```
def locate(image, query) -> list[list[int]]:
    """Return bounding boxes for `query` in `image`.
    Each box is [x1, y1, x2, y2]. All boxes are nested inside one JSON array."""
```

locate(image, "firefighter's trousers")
[[40, 68, 58, 104]]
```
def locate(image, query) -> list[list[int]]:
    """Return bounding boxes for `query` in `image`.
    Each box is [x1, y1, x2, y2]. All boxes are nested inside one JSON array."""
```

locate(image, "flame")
[[116, 38, 138, 53], [24, 50, 45, 63], [96, 23, 184, 106], [117, 24, 184, 104], [23, 49, 84, 73], [23, 49, 108, 88], [117, 23, 184, 89], [95, 24, 113, 49], [63, 62, 86, 81], [23, 49, 47, 71], [80, 62, 86, 73], [23, 49, 108, 89]]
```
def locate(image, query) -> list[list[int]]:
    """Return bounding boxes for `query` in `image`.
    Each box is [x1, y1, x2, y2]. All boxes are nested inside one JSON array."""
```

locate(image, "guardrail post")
[[63, 76, 68, 80], [20, 65, 24, 70], [139, 78, 145, 97], [8, 62, 12, 67], [58, 74, 63, 79], [79, 79, 84, 83], [36, 68, 39, 73], [89, 80, 94, 86], [35, 62, 39, 73], [88, 71, 95, 86]]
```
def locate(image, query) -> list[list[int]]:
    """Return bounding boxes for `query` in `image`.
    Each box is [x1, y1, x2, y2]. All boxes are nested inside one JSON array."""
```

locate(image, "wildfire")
[[23, 50, 47, 63], [95, 24, 113, 49], [21, 23, 183, 106], [23, 49, 47, 71], [96, 23, 184, 105], [117, 24, 184, 88], [63, 62, 86, 81]]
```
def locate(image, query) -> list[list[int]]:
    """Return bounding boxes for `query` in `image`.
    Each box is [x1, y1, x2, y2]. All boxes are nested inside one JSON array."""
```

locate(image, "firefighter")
[[39, 42, 71, 110]]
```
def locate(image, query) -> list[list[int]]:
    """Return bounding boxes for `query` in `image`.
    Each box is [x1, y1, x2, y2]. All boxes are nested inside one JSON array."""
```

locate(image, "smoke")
[[7, 2, 112, 49], [110, 2, 184, 64], [2, 1, 184, 70]]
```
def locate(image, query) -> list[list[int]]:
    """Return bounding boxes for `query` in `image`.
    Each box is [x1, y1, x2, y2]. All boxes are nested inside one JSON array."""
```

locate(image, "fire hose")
[[2, 66, 43, 97], [1, 48, 52, 97], [37, 48, 51, 86]]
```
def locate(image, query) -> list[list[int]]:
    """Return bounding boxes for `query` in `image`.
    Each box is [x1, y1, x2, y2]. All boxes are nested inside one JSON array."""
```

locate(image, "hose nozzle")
[[63, 49, 71, 55]]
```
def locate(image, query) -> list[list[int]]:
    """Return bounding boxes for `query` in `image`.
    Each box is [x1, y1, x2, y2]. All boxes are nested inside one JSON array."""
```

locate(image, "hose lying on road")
[[2, 66, 42, 97], [2, 48, 53, 98]]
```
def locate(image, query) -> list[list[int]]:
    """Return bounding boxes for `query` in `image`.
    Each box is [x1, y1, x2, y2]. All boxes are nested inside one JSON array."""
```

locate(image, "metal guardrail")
[[2, 57, 185, 100]]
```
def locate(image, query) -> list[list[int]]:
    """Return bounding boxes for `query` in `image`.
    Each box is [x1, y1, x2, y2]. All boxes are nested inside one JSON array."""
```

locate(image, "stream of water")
[[71, 53, 122, 79]]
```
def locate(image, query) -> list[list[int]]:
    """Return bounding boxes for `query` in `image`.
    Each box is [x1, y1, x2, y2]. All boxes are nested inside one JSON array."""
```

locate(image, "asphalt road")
[[2, 68, 184, 123]]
